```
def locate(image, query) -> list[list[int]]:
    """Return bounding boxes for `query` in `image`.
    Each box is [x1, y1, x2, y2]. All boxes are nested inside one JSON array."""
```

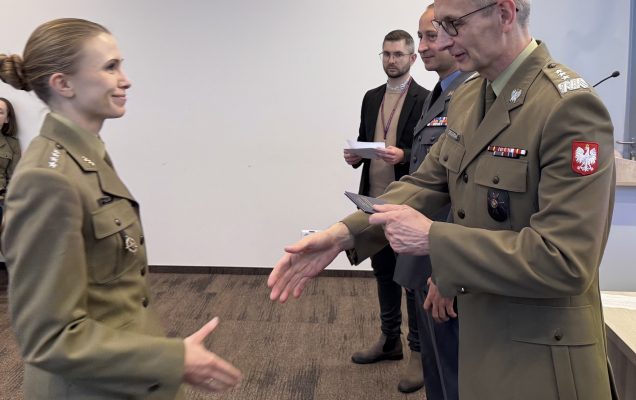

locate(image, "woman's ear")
[[48, 73, 75, 99]]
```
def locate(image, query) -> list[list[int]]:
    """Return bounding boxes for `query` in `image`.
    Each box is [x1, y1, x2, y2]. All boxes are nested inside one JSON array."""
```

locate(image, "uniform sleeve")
[[2, 168, 184, 398], [342, 133, 451, 263], [430, 91, 615, 298]]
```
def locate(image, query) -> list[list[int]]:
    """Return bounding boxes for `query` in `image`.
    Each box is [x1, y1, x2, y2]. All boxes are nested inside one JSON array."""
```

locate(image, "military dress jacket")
[[2, 114, 185, 399], [0, 133, 21, 197], [394, 71, 472, 290], [352, 80, 429, 196], [342, 43, 616, 400]]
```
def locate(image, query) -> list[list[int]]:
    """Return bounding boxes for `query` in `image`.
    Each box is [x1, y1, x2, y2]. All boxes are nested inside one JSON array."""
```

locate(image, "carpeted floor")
[[0, 268, 424, 400]]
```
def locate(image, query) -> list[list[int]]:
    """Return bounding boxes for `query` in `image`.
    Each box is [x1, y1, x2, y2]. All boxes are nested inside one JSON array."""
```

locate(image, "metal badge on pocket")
[[120, 231, 138, 254], [487, 189, 509, 222]]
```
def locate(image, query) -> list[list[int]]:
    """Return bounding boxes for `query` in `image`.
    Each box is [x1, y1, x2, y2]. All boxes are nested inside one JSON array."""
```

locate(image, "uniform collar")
[[440, 70, 463, 92], [43, 113, 105, 171], [491, 39, 538, 96], [40, 113, 135, 202]]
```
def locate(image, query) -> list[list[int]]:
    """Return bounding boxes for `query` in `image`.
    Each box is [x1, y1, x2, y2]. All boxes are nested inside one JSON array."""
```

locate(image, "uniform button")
[[548, 63, 557, 69], [462, 173, 469, 183], [457, 287, 466, 294], [554, 329, 563, 341], [55, 144, 63, 149], [114, 218, 121, 226], [443, 155, 449, 162], [492, 176, 500, 184], [430, 136, 436, 143], [140, 267, 147, 276], [418, 136, 422, 142], [148, 383, 160, 393], [140, 235, 145, 245], [457, 209, 466, 219], [413, 157, 417, 164], [142, 297, 149, 307]]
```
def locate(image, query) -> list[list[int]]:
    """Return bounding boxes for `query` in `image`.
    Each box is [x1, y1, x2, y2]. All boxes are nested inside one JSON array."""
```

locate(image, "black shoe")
[[351, 333, 403, 364]]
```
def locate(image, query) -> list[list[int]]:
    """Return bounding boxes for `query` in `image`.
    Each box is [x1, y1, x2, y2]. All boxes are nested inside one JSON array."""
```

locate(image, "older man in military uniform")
[[269, 0, 617, 399]]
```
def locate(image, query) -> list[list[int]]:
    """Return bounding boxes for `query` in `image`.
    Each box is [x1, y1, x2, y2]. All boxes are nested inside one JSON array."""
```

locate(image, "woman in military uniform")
[[0, 97, 21, 221], [0, 18, 241, 399]]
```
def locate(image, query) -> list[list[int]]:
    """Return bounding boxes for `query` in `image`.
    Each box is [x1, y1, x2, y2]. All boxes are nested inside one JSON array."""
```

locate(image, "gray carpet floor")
[[0, 269, 424, 400]]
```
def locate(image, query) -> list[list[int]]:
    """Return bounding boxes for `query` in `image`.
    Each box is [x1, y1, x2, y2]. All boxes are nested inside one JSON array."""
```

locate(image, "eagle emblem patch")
[[572, 141, 599, 175]]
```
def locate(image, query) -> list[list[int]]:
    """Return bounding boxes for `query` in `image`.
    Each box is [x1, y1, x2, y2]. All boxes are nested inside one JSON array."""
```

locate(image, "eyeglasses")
[[379, 51, 414, 61], [432, 2, 498, 37]]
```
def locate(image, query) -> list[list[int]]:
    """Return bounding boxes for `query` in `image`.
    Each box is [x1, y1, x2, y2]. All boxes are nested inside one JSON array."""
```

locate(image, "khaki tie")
[[483, 83, 496, 119]]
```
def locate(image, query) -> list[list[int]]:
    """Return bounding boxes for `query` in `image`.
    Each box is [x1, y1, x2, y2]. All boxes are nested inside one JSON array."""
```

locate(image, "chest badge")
[[427, 117, 448, 127], [487, 189, 509, 222], [120, 231, 139, 254], [487, 145, 527, 159], [572, 141, 599, 175]]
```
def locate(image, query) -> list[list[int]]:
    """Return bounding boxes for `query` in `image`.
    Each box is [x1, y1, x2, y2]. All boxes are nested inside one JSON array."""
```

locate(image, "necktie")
[[483, 83, 496, 118], [429, 81, 443, 111]]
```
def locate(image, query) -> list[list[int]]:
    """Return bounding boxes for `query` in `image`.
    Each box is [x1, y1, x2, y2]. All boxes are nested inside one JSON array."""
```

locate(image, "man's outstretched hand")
[[268, 223, 353, 303]]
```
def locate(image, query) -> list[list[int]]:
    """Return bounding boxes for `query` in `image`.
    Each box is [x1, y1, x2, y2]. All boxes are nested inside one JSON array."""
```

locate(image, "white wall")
[[0, 1, 632, 278]]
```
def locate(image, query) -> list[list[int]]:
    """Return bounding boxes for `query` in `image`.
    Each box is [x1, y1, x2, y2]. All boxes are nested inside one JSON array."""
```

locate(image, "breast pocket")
[[474, 156, 528, 228], [88, 199, 140, 283], [438, 134, 465, 174]]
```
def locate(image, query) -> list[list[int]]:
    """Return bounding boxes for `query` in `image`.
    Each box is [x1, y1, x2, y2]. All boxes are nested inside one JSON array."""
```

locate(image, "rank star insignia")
[[81, 156, 96, 166], [555, 69, 571, 81], [572, 141, 599, 175], [510, 89, 522, 103], [48, 149, 61, 168]]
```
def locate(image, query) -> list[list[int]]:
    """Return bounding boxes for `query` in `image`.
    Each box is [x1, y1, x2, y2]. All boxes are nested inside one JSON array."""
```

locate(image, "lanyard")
[[380, 77, 412, 140]]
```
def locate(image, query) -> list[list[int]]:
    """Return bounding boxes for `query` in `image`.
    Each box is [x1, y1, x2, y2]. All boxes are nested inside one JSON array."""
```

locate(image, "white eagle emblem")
[[574, 143, 597, 173]]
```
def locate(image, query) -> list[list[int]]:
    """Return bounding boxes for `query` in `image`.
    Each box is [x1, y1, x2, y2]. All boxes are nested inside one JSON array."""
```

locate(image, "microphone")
[[593, 71, 620, 88]]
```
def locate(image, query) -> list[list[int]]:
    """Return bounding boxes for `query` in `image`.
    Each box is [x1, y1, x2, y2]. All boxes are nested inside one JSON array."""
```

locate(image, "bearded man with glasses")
[[270, 2, 618, 399], [343, 29, 429, 394]]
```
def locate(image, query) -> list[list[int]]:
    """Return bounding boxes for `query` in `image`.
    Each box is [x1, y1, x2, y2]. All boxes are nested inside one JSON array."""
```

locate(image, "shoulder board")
[[40, 141, 67, 170], [542, 62, 591, 97]]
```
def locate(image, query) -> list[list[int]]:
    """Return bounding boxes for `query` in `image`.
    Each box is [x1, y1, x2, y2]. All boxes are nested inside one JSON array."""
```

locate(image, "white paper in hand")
[[345, 140, 385, 159]]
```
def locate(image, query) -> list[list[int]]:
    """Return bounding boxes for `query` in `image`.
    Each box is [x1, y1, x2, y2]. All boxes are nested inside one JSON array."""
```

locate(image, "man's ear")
[[499, 0, 517, 33], [48, 73, 75, 99]]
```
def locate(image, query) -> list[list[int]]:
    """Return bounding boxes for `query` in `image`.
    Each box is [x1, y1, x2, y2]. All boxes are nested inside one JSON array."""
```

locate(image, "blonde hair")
[[0, 18, 110, 104]]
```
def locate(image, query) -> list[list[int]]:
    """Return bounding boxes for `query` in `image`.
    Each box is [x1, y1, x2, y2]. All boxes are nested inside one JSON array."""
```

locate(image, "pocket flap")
[[475, 156, 527, 192], [508, 303, 597, 346], [92, 199, 137, 239], [439, 135, 465, 173]]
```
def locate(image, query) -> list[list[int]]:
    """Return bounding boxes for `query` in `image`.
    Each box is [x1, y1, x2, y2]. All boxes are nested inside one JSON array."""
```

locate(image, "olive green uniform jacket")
[[2, 114, 185, 399], [0, 133, 21, 198], [343, 43, 616, 400]]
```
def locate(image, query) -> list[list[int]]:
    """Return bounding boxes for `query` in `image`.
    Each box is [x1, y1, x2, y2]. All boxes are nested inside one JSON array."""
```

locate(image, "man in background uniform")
[[343, 29, 429, 393], [393, 5, 471, 400]]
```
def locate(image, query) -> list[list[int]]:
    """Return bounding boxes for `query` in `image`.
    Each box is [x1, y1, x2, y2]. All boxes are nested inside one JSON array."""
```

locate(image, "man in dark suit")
[[393, 5, 471, 400], [343, 29, 429, 394]]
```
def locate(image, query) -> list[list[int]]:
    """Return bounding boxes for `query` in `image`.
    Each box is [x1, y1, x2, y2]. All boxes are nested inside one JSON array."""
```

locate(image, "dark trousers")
[[371, 245, 420, 351], [413, 289, 459, 400]]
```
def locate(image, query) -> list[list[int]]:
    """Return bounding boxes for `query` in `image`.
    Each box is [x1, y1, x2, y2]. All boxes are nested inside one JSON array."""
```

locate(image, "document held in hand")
[[344, 191, 387, 214], [345, 139, 385, 159]]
